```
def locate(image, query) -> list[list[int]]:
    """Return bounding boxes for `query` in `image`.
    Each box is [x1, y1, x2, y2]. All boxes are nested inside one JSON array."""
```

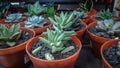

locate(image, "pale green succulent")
[[97, 9, 113, 20], [49, 12, 76, 30], [25, 16, 46, 29], [0, 24, 21, 47], [5, 13, 23, 23], [117, 41, 120, 56], [96, 19, 120, 35], [32, 29, 76, 60], [24, 1, 45, 16]]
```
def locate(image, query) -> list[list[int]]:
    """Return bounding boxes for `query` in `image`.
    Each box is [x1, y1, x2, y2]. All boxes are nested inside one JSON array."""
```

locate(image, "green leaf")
[[32, 46, 42, 55], [6, 41, 16, 47], [40, 37, 50, 45], [61, 46, 74, 54], [112, 22, 120, 30]]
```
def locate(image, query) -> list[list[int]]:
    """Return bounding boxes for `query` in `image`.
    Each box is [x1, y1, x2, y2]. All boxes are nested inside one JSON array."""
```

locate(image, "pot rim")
[[26, 36, 82, 62]]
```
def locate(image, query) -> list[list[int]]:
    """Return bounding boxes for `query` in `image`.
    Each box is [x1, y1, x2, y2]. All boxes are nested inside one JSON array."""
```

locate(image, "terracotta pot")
[[83, 18, 97, 29], [87, 22, 111, 59], [0, 28, 35, 68], [0, 18, 26, 28], [26, 36, 82, 68], [101, 40, 119, 68], [33, 19, 52, 35], [76, 22, 87, 41], [87, 9, 97, 19]]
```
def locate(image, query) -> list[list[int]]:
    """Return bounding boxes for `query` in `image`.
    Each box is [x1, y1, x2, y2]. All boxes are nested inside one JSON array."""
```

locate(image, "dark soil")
[[89, 26, 120, 39], [104, 45, 120, 68], [0, 31, 33, 49], [30, 40, 78, 60], [33, 22, 49, 28], [64, 21, 85, 31]]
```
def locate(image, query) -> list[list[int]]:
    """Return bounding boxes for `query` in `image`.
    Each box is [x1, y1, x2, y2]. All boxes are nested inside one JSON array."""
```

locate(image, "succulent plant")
[[0, 24, 21, 47], [24, 1, 45, 17], [32, 29, 76, 60], [95, 19, 120, 38], [25, 16, 46, 29], [97, 9, 113, 20], [73, 10, 87, 19], [0, 2, 10, 19], [44, 2, 55, 17], [117, 41, 120, 56], [5, 13, 23, 23], [80, 0, 93, 13], [49, 12, 76, 30]]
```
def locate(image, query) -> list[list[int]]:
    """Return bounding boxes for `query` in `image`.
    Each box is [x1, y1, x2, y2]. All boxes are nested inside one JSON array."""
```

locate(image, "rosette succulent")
[[24, 1, 45, 16], [95, 19, 120, 38], [0, 24, 21, 47], [25, 16, 46, 28], [5, 13, 23, 23]]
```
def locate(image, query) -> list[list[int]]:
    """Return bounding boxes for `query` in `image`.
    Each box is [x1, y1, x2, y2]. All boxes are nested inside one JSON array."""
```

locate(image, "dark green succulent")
[[97, 9, 113, 20], [80, 0, 93, 13], [25, 16, 46, 29], [0, 2, 10, 19], [5, 13, 23, 23], [96, 19, 120, 36], [0, 24, 21, 47], [44, 2, 55, 18], [32, 29, 76, 60], [24, 1, 45, 17]]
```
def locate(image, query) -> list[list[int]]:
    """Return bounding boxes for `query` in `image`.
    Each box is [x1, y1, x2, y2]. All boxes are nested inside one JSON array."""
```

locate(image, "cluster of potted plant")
[[0, 0, 120, 68]]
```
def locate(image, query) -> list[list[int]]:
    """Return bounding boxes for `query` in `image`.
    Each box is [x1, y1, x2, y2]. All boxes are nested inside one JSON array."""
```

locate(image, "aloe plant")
[[96, 19, 120, 37], [97, 9, 113, 20], [0, 2, 10, 19], [24, 1, 45, 16], [32, 29, 76, 60], [25, 16, 46, 28], [5, 13, 23, 23], [0, 24, 21, 47], [80, 0, 93, 13]]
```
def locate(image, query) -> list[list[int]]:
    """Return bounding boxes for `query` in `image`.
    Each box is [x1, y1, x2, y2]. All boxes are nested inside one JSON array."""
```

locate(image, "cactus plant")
[[0, 24, 21, 47], [5, 13, 23, 23], [25, 15, 47, 29], [32, 29, 76, 60], [24, 1, 45, 17], [0, 2, 10, 19]]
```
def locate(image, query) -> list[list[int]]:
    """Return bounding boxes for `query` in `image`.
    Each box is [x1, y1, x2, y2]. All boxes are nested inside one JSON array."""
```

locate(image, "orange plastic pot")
[[33, 19, 52, 35], [76, 23, 87, 41], [0, 28, 35, 68], [83, 18, 97, 29], [87, 22, 111, 59], [101, 40, 119, 68], [26, 36, 82, 68], [87, 9, 97, 19], [0, 19, 25, 28]]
